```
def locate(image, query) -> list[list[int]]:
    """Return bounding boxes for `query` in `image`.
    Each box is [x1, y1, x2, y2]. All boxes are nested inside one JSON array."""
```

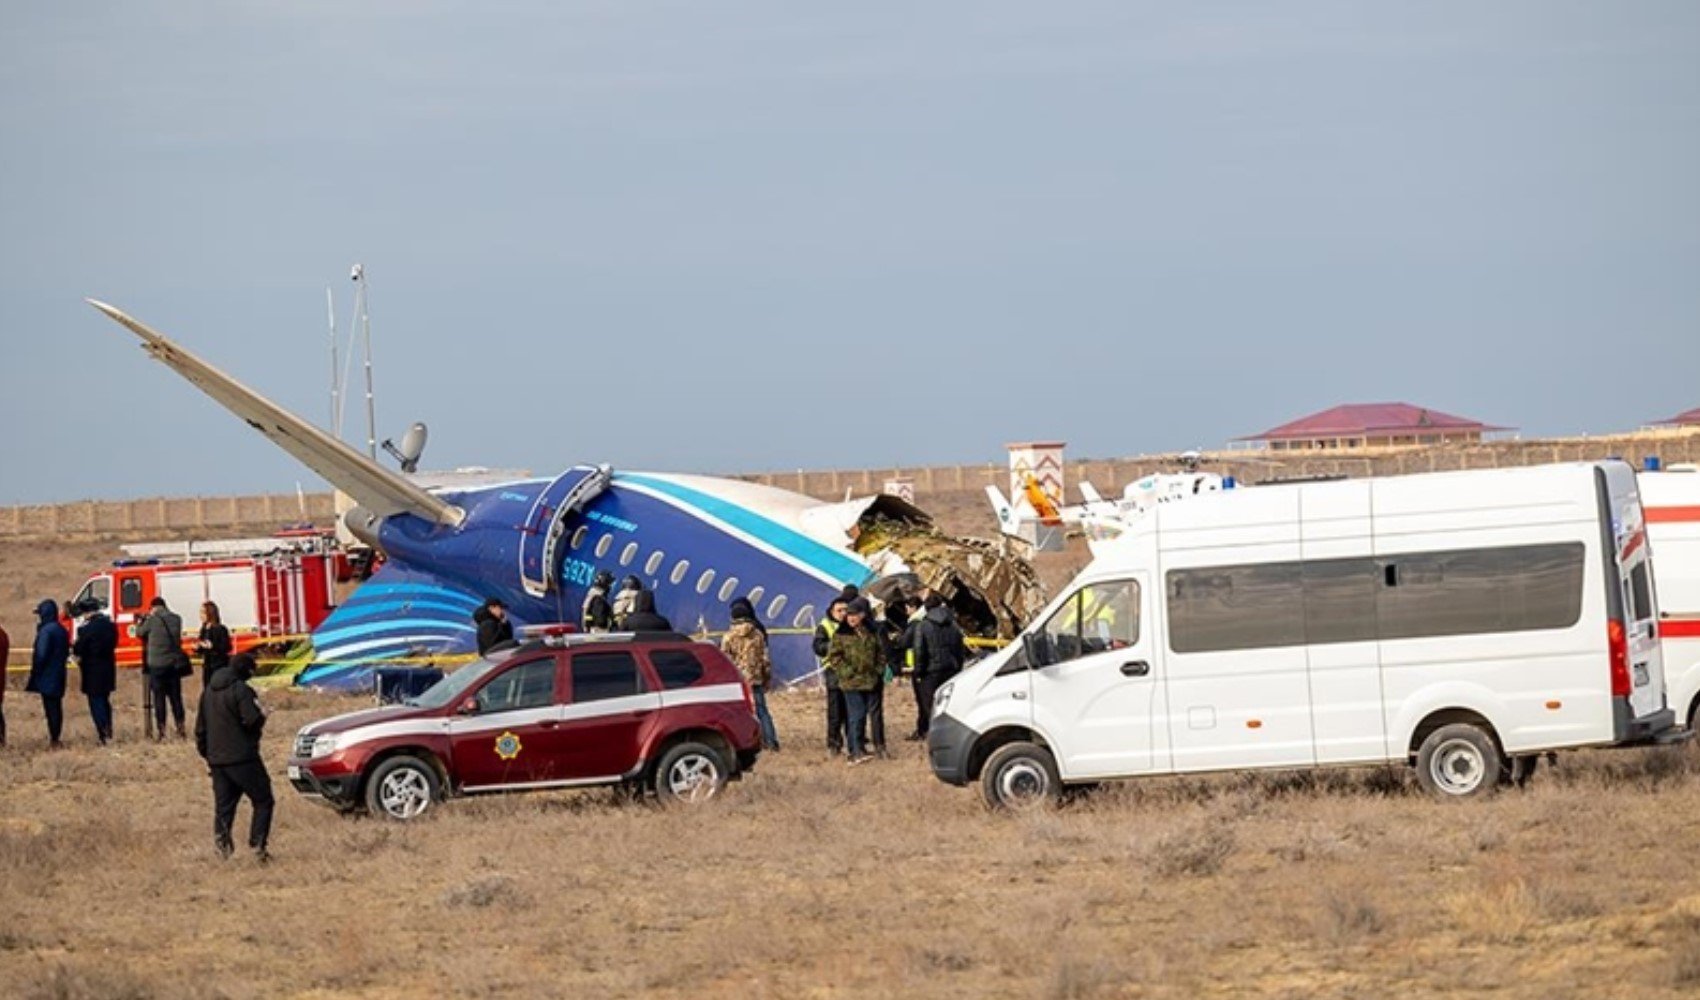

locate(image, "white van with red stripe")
[[930, 461, 1678, 808], [1642, 466, 1700, 731]]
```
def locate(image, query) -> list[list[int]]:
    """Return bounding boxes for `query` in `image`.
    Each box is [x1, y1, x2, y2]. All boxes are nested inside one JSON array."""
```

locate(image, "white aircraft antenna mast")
[[326, 286, 340, 433], [354, 263, 378, 460]]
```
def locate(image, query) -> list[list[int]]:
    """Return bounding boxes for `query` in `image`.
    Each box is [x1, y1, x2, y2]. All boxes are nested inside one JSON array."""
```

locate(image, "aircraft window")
[[746, 586, 765, 608], [792, 604, 817, 629], [620, 542, 640, 567], [696, 569, 716, 595], [767, 594, 788, 620], [595, 533, 614, 559], [718, 577, 740, 603], [570, 525, 589, 551], [670, 560, 690, 586], [645, 551, 665, 576]]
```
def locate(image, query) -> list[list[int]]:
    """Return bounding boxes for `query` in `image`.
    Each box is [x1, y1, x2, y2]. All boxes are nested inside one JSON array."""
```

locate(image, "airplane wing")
[[87, 300, 464, 527]]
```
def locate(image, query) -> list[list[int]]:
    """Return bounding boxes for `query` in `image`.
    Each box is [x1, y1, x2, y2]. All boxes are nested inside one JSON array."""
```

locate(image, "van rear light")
[[1608, 619, 1631, 697]]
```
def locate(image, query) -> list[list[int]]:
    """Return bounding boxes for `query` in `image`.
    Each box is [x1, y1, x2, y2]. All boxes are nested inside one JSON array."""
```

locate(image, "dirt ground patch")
[[4, 672, 1700, 999]]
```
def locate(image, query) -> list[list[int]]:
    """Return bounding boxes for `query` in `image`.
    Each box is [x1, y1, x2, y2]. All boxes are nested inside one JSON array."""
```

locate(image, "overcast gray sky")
[[2, 1, 1696, 503]]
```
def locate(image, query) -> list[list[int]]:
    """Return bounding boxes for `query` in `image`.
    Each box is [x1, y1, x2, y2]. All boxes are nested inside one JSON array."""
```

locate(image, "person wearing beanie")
[[194, 652, 273, 861], [912, 593, 970, 737], [826, 598, 885, 765], [812, 597, 851, 755], [473, 597, 514, 656], [612, 575, 644, 628], [583, 570, 616, 633], [723, 598, 779, 750]]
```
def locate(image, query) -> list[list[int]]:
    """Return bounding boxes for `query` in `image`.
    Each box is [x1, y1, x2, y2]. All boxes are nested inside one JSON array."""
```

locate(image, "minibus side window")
[[1038, 581, 1140, 665]]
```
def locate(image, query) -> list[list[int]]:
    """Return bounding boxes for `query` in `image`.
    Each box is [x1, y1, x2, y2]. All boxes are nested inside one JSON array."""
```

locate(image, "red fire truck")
[[69, 529, 351, 668]]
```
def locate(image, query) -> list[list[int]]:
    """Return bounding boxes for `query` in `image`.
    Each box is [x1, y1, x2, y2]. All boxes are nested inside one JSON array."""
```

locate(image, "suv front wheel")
[[365, 755, 441, 821], [653, 742, 729, 805]]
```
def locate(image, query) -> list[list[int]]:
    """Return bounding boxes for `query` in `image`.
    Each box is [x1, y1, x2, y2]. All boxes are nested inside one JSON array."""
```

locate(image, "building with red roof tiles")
[[1655, 406, 1700, 428], [1237, 402, 1512, 452]]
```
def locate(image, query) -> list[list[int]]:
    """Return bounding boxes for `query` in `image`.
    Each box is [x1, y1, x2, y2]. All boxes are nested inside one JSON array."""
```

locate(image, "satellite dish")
[[381, 421, 428, 473]]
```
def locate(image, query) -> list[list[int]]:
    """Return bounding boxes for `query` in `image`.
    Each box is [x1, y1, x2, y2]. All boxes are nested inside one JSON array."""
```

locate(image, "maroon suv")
[[286, 632, 762, 820]]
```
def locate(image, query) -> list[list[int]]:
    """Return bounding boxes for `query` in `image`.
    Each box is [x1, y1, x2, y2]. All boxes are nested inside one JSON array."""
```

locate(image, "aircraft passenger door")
[[448, 657, 561, 789], [1027, 578, 1160, 778]]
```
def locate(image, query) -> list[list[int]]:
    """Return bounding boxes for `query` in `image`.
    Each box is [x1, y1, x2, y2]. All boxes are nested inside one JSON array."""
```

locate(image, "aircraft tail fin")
[[87, 300, 463, 527], [985, 485, 1022, 539]]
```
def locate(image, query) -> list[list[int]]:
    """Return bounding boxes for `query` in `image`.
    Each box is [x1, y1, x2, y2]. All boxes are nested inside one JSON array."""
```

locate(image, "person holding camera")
[[135, 597, 188, 739]]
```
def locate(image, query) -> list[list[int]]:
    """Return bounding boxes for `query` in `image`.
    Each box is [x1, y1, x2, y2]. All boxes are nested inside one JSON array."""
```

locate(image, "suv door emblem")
[[495, 731, 523, 760]]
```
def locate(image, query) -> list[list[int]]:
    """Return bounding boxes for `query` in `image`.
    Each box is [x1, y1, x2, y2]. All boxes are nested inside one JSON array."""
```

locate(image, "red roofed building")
[[1238, 403, 1512, 452], [1655, 406, 1700, 427]]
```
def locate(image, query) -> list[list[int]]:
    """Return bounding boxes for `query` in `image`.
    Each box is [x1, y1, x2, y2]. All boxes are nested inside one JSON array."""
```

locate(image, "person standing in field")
[[72, 600, 118, 744], [723, 597, 779, 751], [196, 601, 231, 691], [812, 597, 850, 756], [828, 598, 885, 766], [911, 593, 969, 738], [26, 599, 69, 749], [0, 622, 9, 747], [136, 597, 188, 739], [195, 652, 273, 862]]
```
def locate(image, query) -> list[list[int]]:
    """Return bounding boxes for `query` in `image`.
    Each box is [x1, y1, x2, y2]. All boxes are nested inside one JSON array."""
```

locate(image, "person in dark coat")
[[72, 601, 118, 744], [194, 653, 273, 861], [135, 597, 187, 739], [621, 590, 673, 632], [195, 601, 232, 691], [26, 599, 70, 748], [911, 593, 970, 737], [473, 598, 514, 656], [582, 570, 616, 632], [0, 623, 9, 747], [812, 597, 850, 755]]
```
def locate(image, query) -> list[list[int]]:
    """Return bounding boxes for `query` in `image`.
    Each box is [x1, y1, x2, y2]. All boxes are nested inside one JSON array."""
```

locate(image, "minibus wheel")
[[981, 742, 1062, 811], [1415, 724, 1503, 800]]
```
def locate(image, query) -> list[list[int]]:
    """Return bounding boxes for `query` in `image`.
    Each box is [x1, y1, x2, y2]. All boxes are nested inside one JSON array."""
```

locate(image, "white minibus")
[[929, 461, 1675, 807]]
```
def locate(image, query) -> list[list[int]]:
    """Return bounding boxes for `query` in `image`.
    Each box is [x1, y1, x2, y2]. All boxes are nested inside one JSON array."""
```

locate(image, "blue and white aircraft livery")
[[88, 301, 1038, 692]]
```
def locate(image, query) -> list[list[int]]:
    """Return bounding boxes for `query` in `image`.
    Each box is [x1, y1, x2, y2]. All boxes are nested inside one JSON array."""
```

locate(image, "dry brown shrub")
[[1146, 823, 1235, 878], [440, 873, 531, 909], [1672, 936, 1700, 989], [1047, 953, 1125, 1000], [1315, 888, 1387, 945]]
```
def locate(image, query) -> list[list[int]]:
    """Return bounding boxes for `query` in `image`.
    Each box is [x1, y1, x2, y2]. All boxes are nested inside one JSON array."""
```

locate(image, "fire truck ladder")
[[259, 559, 288, 638], [518, 464, 613, 598]]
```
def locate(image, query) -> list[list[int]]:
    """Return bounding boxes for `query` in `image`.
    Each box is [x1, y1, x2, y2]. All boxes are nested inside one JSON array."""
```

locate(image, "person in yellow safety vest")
[[811, 597, 850, 756]]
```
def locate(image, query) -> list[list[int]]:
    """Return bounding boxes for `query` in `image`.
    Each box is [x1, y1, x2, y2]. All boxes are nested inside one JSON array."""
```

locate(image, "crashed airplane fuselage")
[[88, 301, 1041, 691]]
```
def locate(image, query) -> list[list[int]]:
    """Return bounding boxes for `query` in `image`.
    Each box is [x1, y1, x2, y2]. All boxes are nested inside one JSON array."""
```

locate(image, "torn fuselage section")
[[841, 496, 1044, 640]]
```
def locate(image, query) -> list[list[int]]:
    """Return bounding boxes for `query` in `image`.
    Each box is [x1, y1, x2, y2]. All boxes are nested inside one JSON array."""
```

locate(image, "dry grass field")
[[6, 501, 1700, 998], [4, 673, 1700, 1000]]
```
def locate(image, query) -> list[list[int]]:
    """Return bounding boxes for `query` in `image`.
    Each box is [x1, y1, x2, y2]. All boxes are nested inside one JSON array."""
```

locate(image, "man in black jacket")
[[473, 598, 514, 656], [621, 590, 673, 632], [71, 601, 118, 744], [194, 653, 274, 861], [911, 594, 969, 737]]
